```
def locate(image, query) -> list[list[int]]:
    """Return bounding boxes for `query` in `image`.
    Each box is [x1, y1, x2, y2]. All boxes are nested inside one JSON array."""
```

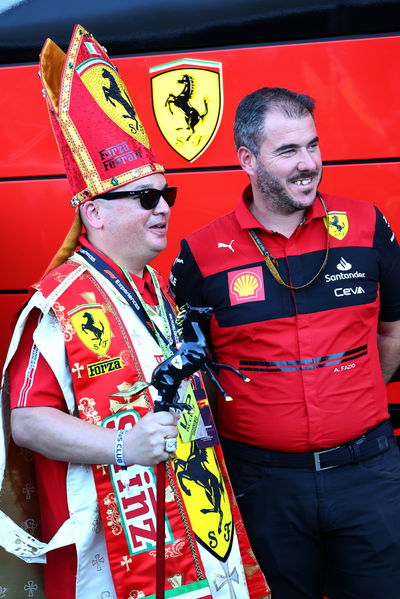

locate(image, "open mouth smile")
[[293, 178, 312, 186]]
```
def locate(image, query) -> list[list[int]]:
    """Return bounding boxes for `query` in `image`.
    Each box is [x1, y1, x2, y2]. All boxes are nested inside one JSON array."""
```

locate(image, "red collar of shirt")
[[76, 235, 161, 305], [235, 184, 326, 231]]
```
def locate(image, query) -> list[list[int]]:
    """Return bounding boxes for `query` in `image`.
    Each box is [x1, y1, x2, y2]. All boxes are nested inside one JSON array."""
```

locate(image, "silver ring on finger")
[[164, 436, 177, 453]]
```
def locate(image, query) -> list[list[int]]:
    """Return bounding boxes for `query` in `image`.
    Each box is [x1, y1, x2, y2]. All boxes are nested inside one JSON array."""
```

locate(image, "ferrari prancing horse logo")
[[68, 303, 111, 356], [150, 59, 223, 162], [174, 440, 234, 560], [77, 61, 149, 149], [325, 211, 349, 240]]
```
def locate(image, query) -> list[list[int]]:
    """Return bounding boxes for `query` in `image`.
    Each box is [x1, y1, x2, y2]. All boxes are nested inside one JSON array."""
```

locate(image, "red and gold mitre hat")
[[39, 24, 164, 207], [38, 24, 165, 275]]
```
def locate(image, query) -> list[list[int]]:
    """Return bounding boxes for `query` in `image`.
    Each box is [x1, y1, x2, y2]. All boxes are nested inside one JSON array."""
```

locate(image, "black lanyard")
[[77, 245, 178, 347]]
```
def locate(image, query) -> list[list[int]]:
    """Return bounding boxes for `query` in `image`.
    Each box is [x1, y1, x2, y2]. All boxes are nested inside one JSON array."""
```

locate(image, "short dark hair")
[[234, 87, 316, 155]]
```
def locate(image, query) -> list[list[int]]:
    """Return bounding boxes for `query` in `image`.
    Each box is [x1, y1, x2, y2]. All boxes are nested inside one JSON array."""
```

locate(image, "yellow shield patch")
[[173, 440, 234, 560], [78, 61, 149, 148], [150, 59, 223, 161], [325, 211, 349, 240], [68, 303, 111, 356]]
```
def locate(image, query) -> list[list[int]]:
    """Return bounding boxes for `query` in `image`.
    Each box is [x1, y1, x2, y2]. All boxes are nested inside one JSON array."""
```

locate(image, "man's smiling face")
[[254, 109, 322, 214]]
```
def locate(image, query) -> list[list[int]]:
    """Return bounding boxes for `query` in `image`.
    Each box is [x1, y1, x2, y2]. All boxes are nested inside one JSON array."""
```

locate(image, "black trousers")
[[222, 427, 400, 599]]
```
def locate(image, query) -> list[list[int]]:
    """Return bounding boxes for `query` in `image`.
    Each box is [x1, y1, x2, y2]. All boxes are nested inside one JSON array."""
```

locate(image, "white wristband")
[[115, 429, 127, 466]]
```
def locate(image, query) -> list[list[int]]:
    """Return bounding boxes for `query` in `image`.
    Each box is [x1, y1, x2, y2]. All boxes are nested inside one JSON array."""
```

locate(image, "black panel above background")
[[0, 0, 399, 65]]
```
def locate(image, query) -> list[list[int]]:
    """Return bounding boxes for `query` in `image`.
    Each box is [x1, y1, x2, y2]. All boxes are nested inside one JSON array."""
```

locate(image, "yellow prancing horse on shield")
[[165, 74, 209, 142], [150, 59, 223, 162], [173, 440, 234, 561], [325, 211, 349, 240], [68, 303, 111, 356]]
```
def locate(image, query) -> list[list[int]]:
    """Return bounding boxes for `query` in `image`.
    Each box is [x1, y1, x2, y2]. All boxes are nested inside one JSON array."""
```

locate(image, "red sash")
[[37, 260, 270, 599]]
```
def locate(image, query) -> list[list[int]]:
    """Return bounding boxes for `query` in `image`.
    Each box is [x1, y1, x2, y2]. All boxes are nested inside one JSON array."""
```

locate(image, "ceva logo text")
[[334, 286, 365, 297]]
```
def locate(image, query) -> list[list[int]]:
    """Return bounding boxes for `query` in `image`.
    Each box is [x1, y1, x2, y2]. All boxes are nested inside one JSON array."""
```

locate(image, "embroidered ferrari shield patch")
[[174, 441, 234, 560], [325, 211, 349, 240], [150, 59, 223, 161], [77, 61, 150, 148], [68, 303, 111, 356]]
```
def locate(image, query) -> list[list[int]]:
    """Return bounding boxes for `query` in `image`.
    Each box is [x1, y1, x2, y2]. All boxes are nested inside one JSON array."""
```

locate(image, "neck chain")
[[248, 195, 330, 290]]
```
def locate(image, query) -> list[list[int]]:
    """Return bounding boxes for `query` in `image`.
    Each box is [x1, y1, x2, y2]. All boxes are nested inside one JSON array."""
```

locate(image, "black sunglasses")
[[95, 186, 177, 210]]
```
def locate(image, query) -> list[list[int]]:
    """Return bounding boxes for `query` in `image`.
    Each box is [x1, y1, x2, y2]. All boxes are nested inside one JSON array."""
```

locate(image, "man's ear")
[[237, 146, 257, 176], [80, 200, 104, 230]]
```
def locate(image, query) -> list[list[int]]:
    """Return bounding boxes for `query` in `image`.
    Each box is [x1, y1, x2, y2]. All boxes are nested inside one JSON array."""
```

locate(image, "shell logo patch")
[[228, 266, 265, 305], [77, 61, 149, 148], [150, 59, 223, 162], [325, 211, 349, 240], [174, 441, 234, 560], [68, 303, 111, 356]]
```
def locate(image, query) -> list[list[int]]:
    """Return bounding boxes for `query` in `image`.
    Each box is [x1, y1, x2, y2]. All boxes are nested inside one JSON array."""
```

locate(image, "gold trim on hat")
[[46, 26, 165, 205], [70, 162, 166, 206], [59, 28, 104, 196]]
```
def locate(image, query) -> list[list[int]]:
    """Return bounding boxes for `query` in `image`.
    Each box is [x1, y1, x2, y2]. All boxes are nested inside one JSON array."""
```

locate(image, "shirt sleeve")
[[169, 238, 206, 308], [8, 308, 67, 411], [373, 207, 400, 322]]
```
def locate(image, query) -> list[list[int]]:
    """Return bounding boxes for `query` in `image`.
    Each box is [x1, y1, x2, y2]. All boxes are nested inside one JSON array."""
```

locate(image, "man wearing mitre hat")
[[0, 25, 269, 599]]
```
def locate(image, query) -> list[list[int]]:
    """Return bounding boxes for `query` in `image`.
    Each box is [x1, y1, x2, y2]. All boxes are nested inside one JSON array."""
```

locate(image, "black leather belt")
[[221, 420, 394, 471]]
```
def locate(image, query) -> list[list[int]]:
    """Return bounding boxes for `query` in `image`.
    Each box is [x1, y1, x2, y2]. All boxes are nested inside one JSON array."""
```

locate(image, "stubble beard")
[[255, 161, 320, 214]]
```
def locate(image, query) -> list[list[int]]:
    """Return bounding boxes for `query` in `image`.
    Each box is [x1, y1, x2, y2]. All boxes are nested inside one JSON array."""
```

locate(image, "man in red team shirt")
[[169, 87, 400, 598], [0, 26, 269, 599]]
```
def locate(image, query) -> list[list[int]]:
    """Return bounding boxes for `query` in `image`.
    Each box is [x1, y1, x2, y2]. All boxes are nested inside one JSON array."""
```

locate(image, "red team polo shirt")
[[170, 188, 400, 452], [8, 237, 161, 599]]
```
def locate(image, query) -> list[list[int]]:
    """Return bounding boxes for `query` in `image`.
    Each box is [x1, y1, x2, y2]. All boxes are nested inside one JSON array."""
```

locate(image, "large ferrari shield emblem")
[[150, 59, 223, 161], [68, 303, 111, 356], [325, 211, 349, 240], [76, 59, 150, 148], [174, 441, 234, 560]]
